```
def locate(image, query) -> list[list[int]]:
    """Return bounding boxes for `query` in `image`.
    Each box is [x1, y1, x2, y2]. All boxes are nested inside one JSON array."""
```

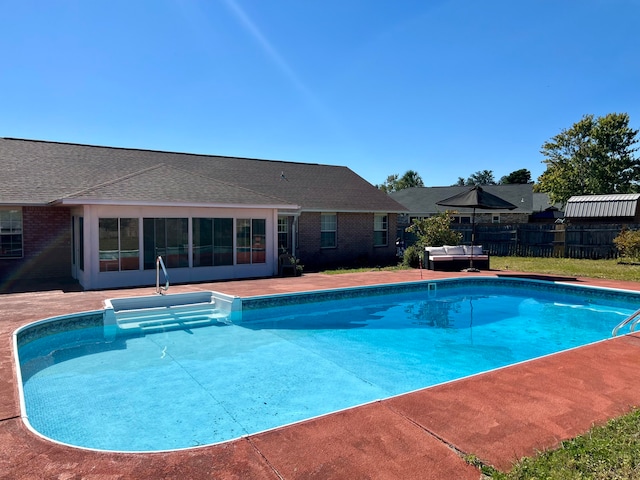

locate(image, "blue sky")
[[2, 1, 639, 187]]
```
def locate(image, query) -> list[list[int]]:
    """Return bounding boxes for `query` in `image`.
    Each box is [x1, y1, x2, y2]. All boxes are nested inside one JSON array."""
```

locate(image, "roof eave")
[[301, 207, 408, 214], [54, 198, 301, 210], [1, 201, 51, 207]]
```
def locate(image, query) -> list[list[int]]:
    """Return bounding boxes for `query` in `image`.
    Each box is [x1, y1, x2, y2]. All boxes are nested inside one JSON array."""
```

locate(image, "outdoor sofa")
[[424, 245, 490, 271]]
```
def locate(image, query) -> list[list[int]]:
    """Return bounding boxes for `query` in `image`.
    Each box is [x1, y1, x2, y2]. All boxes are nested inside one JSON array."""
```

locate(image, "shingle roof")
[[0, 138, 406, 212], [532, 192, 561, 212], [565, 194, 640, 218], [63, 164, 289, 206], [389, 184, 533, 214]]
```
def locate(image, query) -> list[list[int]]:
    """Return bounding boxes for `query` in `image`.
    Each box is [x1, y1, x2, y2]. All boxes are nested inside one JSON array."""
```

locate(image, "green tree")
[[378, 170, 424, 192], [405, 211, 462, 248], [500, 168, 532, 184], [455, 170, 496, 186], [536, 113, 640, 205], [398, 170, 424, 189], [377, 173, 400, 193]]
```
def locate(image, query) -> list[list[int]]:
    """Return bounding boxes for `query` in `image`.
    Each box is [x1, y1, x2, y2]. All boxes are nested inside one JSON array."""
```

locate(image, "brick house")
[[390, 184, 534, 232], [0, 138, 406, 290]]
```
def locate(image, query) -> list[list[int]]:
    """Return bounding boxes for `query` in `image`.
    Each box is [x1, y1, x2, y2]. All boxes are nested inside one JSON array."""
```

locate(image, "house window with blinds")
[[0, 208, 23, 258], [320, 213, 337, 248], [374, 214, 388, 247]]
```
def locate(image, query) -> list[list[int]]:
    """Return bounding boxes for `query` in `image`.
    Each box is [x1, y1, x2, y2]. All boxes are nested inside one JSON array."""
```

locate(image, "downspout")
[[292, 215, 298, 257]]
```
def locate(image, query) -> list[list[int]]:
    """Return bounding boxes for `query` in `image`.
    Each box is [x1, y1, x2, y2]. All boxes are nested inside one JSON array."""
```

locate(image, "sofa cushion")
[[443, 245, 465, 255], [425, 246, 447, 256], [452, 255, 488, 260], [463, 245, 484, 255], [430, 255, 454, 261]]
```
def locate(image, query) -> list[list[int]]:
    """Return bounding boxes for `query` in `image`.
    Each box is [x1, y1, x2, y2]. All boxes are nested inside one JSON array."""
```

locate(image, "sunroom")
[[64, 202, 298, 290]]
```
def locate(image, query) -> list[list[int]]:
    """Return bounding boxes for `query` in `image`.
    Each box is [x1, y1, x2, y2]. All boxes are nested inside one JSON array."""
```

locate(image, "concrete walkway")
[[2, 269, 640, 479]]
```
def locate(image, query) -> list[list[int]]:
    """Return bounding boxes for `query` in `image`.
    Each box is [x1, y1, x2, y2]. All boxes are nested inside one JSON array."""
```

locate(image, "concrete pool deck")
[[2, 269, 640, 479]]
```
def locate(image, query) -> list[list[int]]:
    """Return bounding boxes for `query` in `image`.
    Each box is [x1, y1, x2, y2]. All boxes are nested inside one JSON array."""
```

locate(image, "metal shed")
[[565, 194, 640, 220]]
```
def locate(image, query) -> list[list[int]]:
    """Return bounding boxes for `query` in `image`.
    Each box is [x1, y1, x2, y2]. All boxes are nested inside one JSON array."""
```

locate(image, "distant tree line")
[[455, 168, 532, 186], [376, 167, 532, 193], [376, 170, 424, 193], [377, 112, 640, 206]]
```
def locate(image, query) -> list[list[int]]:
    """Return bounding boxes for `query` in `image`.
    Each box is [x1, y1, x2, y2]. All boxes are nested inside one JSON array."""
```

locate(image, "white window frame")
[[0, 207, 23, 258], [98, 217, 140, 272], [320, 213, 337, 248], [374, 214, 388, 247], [277, 216, 288, 251]]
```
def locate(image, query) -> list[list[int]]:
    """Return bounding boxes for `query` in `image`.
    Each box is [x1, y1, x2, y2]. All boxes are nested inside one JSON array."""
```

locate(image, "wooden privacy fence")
[[450, 223, 640, 259]]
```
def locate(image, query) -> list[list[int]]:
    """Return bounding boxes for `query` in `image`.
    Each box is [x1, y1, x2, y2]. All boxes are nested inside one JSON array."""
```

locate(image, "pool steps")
[[103, 291, 241, 338], [115, 304, 231, 334]]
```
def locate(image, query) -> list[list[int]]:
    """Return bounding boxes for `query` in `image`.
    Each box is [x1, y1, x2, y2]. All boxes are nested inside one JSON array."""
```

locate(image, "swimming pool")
[[15, 277, 640, 452]]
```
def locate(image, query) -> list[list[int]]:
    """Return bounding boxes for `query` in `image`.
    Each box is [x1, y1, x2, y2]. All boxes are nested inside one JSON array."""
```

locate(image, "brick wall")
[[0, 206, 72, 285], [297, 212, 398, 270]]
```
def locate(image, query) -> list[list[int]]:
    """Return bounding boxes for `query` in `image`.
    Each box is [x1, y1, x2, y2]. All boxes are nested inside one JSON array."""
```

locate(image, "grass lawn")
[[491, 256, 640, 282], [486, 410, 640, 479], [324, 256, 640, 282]]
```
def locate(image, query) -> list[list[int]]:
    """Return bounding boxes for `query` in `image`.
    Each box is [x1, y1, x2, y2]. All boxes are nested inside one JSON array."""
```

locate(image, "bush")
[[402, 244, 423, 268], [613, 228, 640, 262], [405, 212, 462, 248]]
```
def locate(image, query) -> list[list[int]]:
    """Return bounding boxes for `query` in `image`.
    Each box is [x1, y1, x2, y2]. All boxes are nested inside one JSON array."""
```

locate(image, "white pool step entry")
[[104, 291, 242, 338], [115, 304, 232, 334]]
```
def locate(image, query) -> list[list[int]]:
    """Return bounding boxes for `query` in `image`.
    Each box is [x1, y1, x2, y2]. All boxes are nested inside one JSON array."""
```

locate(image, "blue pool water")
[[16, 278, 640, 452]]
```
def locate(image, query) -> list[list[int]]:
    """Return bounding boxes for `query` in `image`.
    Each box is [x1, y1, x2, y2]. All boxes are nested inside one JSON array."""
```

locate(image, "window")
[[374, 214, 388, 246], [252, 219, 266, 263], [278, 217, 288, 251], [79, 217, 84, 271], [193, 218, 212, 267], [71, 217, 75, 265], [98, 218, 140, 272], [193, 217, 233, 267], [99, 218, 119, 271], [0, 208, 23, 258], [453, 216, 471, 224], [320, 213, 337, 248], [120, 218, 140, 270], [492, 215, 500, 224], [236, 218, 266, 264], [213, 218, 234, 265], [143, 218, 188, 269]]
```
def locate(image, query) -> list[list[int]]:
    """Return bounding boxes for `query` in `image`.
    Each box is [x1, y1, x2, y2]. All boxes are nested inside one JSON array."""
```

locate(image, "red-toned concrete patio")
[[2, 269, 640, 479]]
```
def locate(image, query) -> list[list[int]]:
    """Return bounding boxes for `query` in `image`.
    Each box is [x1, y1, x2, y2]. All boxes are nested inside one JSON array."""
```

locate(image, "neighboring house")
[[0, 138, 406, 290], [390, 184, 534, 230], [564, 194, 640, 224], [530, 192, 564, 223]]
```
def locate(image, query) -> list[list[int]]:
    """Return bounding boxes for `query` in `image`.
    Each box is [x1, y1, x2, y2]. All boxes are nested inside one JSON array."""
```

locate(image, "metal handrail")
[[612, 307, 640, 336], [156, 256, 169, 295]]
